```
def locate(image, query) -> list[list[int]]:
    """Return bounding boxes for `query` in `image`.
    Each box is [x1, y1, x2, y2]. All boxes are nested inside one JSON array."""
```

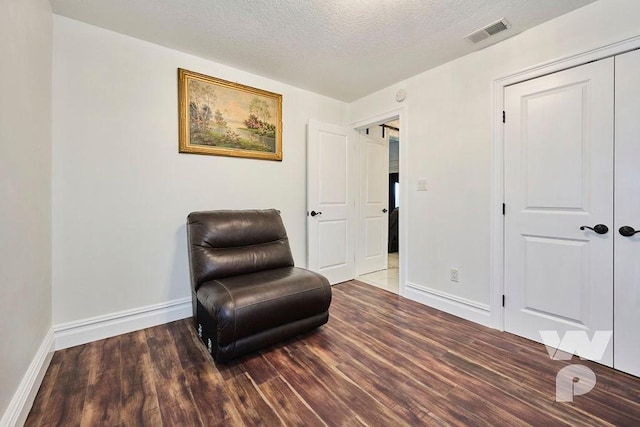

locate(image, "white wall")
[[349, 0, 640, 308], [52, 16, 348, 324], [0, 0, 52, 418]]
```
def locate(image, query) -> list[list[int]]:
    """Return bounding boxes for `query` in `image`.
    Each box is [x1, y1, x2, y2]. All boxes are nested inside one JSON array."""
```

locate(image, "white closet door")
[[614, 49, 640, 377], [504, 58, 615, 366]]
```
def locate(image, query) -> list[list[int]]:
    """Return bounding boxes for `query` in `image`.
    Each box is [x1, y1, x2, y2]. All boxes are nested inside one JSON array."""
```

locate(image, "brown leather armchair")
[[187, 209, 331, 362]]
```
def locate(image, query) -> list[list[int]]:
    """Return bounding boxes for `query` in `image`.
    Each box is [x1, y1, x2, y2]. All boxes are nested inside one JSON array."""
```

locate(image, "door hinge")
[[502, 203, 505, 215], [502, 294, 505, 307], [502, 111, 505, 123]]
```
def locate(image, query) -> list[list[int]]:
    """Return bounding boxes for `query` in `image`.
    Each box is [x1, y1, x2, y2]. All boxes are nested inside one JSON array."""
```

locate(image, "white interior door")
[[357, 127, 389, 276], [614, 49, 640, 377], [307, 119, 357, 284], [504, 58, 614, 366]]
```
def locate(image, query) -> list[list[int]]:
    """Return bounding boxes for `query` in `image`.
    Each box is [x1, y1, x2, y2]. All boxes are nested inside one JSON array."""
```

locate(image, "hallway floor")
[[356, 252, 399, 294]]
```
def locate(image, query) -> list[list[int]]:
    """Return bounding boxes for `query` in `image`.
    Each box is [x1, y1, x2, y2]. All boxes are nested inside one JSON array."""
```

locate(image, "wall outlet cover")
[[450, 268, 459, 282]]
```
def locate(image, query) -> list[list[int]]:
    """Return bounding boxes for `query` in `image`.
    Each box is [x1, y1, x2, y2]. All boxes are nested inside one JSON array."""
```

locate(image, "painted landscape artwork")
[[178, 69, 282, 160]]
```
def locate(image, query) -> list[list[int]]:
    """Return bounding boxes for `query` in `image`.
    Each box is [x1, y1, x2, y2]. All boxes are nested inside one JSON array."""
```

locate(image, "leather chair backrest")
[[187, 209, 294, 291]]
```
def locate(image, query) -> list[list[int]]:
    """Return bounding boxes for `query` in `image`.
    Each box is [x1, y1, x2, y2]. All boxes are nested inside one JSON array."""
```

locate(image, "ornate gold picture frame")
[[178, 68, 283, 161]]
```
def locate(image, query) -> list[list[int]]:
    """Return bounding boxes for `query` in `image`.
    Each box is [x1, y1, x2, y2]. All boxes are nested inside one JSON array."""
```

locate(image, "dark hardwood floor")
[[26, 281, 640, 426]]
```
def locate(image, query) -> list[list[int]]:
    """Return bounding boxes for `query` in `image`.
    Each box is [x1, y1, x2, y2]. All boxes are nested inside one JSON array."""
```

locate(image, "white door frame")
[[351, 106, 408, 296], [490, 35, 640, 330]]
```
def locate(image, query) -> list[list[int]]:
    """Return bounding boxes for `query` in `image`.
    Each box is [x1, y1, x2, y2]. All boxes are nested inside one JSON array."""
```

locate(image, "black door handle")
[[619, 226, 640, 237], [382, 208, 388, 213], [310, 210, 322, 217], [580, 224, 609, 235]]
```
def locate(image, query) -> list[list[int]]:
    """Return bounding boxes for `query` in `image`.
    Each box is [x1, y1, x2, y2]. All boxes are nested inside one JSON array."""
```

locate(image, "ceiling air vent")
[[465, 18, 511, 44]]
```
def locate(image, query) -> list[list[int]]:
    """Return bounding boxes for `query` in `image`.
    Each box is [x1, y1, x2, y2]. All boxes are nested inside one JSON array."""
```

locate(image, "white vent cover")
[[465, 18, 511, 44]]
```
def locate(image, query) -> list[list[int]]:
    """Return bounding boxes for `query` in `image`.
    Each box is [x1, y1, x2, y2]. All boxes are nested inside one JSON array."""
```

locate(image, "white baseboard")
[[404, 282, 493, 328], [53, 297, 192, 350], [0, 329, 54, 427]]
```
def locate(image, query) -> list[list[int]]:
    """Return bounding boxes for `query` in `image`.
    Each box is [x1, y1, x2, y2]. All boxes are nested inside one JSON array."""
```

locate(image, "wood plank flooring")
[[26, 281, 640, 426]]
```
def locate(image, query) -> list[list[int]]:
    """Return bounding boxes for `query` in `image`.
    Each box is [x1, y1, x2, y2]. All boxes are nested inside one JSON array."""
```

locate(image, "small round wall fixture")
[[395, 89, 407, 102]]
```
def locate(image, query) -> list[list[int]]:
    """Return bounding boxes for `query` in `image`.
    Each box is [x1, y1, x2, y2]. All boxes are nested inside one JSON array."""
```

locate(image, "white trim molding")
[[404, 282, 492, 328], [53, 297, 192, 350], [350, 106, 404, 130], [0, 329, 54, 427]]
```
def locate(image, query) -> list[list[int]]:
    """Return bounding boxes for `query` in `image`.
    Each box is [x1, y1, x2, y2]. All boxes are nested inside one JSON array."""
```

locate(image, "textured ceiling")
[[50, 0, 597, 101]]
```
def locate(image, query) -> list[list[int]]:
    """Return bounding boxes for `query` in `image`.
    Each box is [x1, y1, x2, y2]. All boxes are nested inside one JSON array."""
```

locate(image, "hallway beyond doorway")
[[356, 252, 399, 294]]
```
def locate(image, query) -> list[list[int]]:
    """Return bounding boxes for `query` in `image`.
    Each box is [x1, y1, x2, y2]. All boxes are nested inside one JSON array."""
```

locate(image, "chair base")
[[195, 298, 329, 363]]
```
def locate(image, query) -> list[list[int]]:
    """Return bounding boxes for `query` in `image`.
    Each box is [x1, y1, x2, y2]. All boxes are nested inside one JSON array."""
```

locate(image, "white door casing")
[[307, 119, 358, 285], [357, 127, 389, 276], [504, 58, 614, 366], [614, 49, 640, 377]]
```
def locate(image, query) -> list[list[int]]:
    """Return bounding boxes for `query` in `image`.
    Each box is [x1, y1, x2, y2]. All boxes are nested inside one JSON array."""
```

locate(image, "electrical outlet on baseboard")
[[450, 268, 460, 283]]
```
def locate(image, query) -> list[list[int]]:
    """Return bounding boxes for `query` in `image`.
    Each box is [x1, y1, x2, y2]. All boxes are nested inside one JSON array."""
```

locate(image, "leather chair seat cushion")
[[196, 266, 331, 346]]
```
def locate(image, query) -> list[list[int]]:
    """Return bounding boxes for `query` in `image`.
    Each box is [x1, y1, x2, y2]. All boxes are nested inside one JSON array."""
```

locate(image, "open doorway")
[[356, 119, 400, 294]]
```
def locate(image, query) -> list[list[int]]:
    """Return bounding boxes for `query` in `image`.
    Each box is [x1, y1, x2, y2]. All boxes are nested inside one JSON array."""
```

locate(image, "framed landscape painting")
[[178, 68, 283, 161]]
